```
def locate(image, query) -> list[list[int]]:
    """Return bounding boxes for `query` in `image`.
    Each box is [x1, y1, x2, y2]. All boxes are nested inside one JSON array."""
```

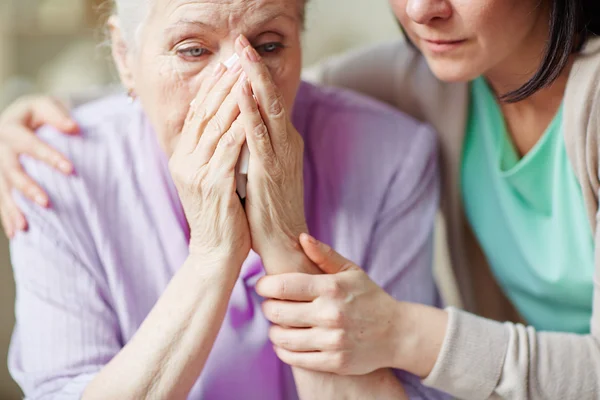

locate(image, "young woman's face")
[[390, 0, 551, 82]]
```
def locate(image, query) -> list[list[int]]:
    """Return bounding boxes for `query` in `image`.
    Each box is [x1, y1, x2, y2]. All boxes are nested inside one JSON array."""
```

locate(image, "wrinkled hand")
[[170, 59, 250, 268], [234, 36, 308, 263], [256, 233, 402, 376], [0, 96, 78, 237]]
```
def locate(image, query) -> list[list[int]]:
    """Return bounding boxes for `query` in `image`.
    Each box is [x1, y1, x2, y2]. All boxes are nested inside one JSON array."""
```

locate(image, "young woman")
[[1, 0, 599, 398]]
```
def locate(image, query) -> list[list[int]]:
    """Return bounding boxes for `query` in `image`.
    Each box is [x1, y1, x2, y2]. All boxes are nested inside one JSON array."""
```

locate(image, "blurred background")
[[0, 0, 401, 397]]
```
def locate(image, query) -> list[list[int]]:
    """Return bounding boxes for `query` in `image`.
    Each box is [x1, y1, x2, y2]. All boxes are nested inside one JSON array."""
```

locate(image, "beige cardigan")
[[306, 37, 600, 399]]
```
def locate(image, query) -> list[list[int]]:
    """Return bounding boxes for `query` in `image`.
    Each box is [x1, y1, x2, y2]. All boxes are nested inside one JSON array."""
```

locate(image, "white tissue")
[[224, 53, 240, 69]]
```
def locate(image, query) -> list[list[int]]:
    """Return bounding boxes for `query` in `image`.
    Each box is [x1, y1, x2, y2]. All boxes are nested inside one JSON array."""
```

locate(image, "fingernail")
[[190, 99, 196, 108], [35, 194, 48, 207], [59, 160, 73, 174], [237, 35, 251, 49], [306, 234, 318, 245], [15, 216, 26, 231], [244, 46, 261, 63], [224, 53, 240, 69], [66, 121, 79, 132], [213, 63, 226, 76]]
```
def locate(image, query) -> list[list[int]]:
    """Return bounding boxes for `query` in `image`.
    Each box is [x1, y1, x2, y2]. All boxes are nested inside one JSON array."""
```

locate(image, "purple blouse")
[[9, 82, 446, 399]]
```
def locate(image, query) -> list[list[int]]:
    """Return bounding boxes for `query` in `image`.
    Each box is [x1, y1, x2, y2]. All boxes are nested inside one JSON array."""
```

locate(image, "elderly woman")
[[1, 0, 444, 399]]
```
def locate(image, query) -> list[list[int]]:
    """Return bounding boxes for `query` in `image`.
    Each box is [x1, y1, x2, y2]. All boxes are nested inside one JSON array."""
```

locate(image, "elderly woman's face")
[[119, 0, 303, 155]]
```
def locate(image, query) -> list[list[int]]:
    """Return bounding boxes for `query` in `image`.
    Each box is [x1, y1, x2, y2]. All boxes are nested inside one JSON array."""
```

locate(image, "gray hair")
[[111, 0, 149, 43], [109, 0, 309, 43]]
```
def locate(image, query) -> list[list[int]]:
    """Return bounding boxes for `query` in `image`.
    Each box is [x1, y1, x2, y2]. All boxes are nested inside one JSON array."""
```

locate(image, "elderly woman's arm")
[[10, 64, 252, 400], [235, 39, 433, 400]]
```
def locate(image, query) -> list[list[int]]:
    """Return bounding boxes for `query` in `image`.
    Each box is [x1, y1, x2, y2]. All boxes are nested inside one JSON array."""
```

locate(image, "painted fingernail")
[[213, 63, 226, 76], [244, 46, 261, 63], [237, 35, 251, 49]]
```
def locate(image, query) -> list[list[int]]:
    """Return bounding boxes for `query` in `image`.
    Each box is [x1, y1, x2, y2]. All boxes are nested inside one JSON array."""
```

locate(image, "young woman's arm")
[[288, 39, 600, 400]]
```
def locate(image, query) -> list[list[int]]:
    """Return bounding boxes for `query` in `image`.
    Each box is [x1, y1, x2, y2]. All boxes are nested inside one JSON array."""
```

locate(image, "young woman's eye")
[[256, 42, 284, 55], [177, 47, 209, 59]]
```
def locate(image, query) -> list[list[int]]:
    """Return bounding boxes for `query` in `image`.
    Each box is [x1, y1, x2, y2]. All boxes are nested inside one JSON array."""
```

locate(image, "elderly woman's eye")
[[256, 42, 284, 55], [178, 47, 209, 59]]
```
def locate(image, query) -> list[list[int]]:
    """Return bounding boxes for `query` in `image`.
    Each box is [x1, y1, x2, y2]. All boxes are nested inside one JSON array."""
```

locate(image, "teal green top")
[[461, 77, 595, 333]]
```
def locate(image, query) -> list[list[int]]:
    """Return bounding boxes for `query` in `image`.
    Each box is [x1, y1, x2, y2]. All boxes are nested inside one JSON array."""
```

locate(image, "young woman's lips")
[[422, 39, 467, 53]]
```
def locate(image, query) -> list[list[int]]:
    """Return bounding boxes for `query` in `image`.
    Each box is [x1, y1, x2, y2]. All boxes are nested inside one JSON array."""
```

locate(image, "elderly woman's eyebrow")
[[165, 12, 297, 34]]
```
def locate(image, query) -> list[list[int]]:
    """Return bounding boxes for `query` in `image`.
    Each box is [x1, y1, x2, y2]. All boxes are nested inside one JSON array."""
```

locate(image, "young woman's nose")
[[405, 0, 452, 25]]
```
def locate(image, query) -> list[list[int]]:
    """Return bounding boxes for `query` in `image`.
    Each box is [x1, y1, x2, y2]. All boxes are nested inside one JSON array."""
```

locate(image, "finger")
[[0, 187, 27, 233], [179, 64, 228, 151], [207, 120, 247, 177], [255, 273, 319, 301], [269, 326, 334, 352], [198, 60, 243, 122], [181, 62, 242, 151], [0, 201, 14, 238], [299, 233, 359, 274], [262, 299, 317, 328], [0, 184, 14, 239], [22, 130, 73, 174], [1, 126, 73, 174], [6, 165, 49, 208], [187, 63, 227, 121], [30, 97, 79, 134], [273, 346, 340, 373], [195, 76, 245, 163], [237, 77, 275, 167], [236, 35, 289, 153]]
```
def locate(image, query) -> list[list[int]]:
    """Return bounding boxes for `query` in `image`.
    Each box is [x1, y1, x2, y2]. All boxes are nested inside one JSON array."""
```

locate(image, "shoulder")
[[31, 94, 151, 185], [303, 40, 425, 109], [36, 94, 147, 162], [294, 82, 438, 200], [295, 81, 437, 155], [18, 95, 152, 237]]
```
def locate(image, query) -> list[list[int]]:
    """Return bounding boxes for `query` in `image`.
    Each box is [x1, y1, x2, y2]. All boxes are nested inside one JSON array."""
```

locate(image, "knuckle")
[[220, 130, 236, 147], [280, 279, 288, 296], [323, 277, 343, 298], [322, 306, 345, 329], [257, 71, 272, 85], [330, 330, 348, 351], [252, 122, 269, 139], [271, 305, 283, 323], [267, 94, 285, 117], [208, 114, 225, 135]]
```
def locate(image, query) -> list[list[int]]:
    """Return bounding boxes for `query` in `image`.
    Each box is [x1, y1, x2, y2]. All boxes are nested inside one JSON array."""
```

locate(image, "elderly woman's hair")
[[110, 0, 309, 42], [111, 0, 149, 42]]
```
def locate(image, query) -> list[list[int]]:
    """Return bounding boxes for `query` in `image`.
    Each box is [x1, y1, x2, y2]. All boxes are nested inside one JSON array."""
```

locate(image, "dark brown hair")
[[399, 0, 600, 102], [503, 0, 600, 102]]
